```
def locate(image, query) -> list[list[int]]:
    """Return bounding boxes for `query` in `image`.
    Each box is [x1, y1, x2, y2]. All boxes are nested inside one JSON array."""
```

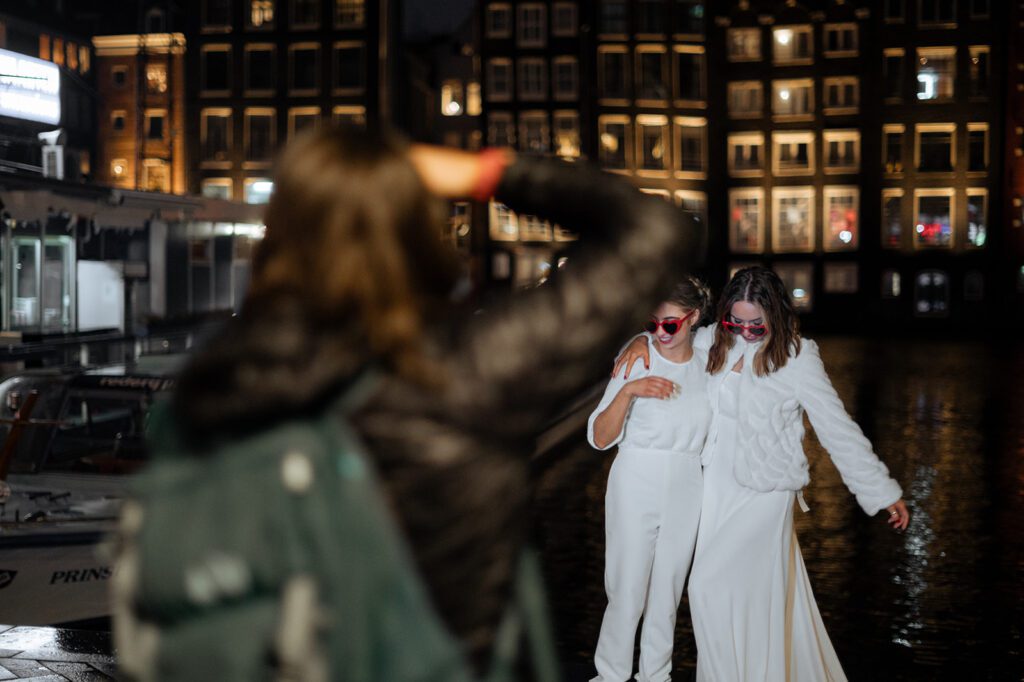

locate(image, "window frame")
[[635, 114, 671, 176], [552, 2, 578, 36], [553, 110, 581, 159], [822, 185, 860, 251], [287, 105, 321, 137], [772, 186, 817, 254], [966, 122, 989, 173], [200, 45, 231, 96], [486, 58, 514, 102], [485, 3, 513, 39], [598, 114, 632, 172], [517, 57, 548, 101], [913, 188, 955, 249], [883, 123, 906, 175], [823, 76, 859, 115], [290, 0, 320, 29], [635, 44, 669, 106], [772, 24, 814, 66], [552, 56, 579, 101], [288, 42, 321, 96], [882, 188, 905, 249], [674, 115, 707, 178], [516, 3, 547, 48], [200, 107, 233, 168], [728, 187, 766, 254], [243, 43, 277, 97], [598, 45, 630, 105], [487, 111, 515, 147], [332, 40, 366, 95], [772, 130, 816, 176], [144, 108, 167, 142], [916, 46, 957, 102], [965, 187, 988, 248], [672, 44, 706, 107], [883, 48, 905, 102], [518, 110, 550, 154], [772, 78, 814, 121], [727, 131, 765, 178], [823, 22, 858, 58], [728, 80, 764, 119], [915, 122, 956, 173], [919, 0, 958, 28], [243, 106, 277, 168], [727, 27, 761, 62], [823, 129, 860, 174]]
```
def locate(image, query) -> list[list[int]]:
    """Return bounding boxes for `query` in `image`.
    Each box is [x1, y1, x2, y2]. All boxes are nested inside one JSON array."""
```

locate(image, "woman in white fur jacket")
[[615, 266, 909, 682]]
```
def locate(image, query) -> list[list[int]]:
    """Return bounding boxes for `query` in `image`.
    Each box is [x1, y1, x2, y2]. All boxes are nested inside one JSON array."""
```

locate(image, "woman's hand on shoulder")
[[613, 335, 651, 379], [622, 376, 677, 400], [885, 499, 910, 531], [409, 145, 514, 199]]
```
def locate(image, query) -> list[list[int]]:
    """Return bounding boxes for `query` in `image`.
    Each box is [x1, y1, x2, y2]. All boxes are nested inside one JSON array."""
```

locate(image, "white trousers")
[[592, 447, 703, 682]]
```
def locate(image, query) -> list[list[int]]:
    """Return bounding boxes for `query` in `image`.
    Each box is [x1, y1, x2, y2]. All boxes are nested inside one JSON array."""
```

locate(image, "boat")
[[0, 359, 180, 625]]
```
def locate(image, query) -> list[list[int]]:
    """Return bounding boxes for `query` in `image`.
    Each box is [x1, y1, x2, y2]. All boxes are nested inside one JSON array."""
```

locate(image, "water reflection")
[[534, 336, 1024, 681]]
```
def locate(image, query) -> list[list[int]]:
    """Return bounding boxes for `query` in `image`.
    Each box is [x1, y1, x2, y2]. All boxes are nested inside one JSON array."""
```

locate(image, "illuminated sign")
[[0, 48, 61, 125]]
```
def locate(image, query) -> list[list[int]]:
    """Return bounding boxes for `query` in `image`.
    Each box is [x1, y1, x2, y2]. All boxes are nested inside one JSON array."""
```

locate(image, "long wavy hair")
[[706, 267, 802, 376], [174, 127, 459, 443]]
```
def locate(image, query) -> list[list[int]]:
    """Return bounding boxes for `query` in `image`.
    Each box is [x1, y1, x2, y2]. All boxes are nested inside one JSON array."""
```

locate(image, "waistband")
[[617, 446, 702, 458]]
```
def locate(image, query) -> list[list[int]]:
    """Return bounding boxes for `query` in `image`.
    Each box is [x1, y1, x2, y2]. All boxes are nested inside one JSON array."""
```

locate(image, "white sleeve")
[[693, 325, 714, 352], [587, 358, 648, 450], [794, 339, 903, 515]]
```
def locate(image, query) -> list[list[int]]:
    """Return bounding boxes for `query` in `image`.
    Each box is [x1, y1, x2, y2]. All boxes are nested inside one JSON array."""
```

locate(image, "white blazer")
[[689, 325, 902, 515]]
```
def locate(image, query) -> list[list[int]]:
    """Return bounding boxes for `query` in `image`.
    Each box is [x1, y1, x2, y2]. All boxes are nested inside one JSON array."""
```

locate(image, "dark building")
[[476, 0, 1010, 330], [183, 0, 398, 203], [1005, 0, 1024, 312]]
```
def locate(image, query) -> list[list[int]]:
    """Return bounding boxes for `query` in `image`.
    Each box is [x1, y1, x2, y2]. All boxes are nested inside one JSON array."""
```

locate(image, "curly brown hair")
[[706, 267, 802, 376]]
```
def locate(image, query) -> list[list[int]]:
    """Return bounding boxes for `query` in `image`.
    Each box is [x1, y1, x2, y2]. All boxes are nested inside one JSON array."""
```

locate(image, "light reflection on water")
[[534, 336, 1024, 681]]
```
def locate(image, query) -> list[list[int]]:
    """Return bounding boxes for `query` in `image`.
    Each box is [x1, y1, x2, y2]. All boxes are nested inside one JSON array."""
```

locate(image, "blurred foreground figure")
[[110, 128, 698, 681]]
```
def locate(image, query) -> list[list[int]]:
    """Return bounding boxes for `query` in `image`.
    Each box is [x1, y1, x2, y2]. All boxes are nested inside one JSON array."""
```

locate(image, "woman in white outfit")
[[616, 267, 910, 682], [588, 279, 713, 682]]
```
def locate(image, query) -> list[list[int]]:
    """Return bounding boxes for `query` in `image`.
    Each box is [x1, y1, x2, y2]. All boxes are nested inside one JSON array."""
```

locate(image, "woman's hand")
[[885, 499, 910, 531], [408, 145, 513, 199], [623, 376, 677, 400], [613, 335, 652, 379]]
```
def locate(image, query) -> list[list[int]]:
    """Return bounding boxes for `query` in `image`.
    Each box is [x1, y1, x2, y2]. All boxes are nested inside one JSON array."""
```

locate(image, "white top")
[[587, 345, 711, 454], [692, 325, 902, 516]]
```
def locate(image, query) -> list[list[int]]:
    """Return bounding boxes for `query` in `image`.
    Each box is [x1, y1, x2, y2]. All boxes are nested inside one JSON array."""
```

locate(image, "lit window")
[[553, 57, 579, 101], [142, 159, 170, 192], [772, 79, 814, 118], [772, 25, 813, 64], [914, 270, 950, 317], [882, 189, 904, 248], [466, 82, 482, 116], [245, 45, 276, 94], [485, 3, 512, 38], [333, 42, 365, 93], [727, 132, 764, 176], [823, 130, 860, 173], [201, 46, 230, 93], [772, 131, 815, 176], [966, 189, 987, 247], [486, 58, 513, 101], [488, 112, 515, 147], [335, 0, 365, 28], [518, 111, 549, 154], [727, 28, 760, 61], [201, 108, 232, 163], [201, 178, 233, 199], [773, 188, 816, 253], [917, 47, 956, 101], [823, 77, 858, 113], [39, 34, 51, 61], [599, 115, 630, 170], [728, 81, 763, 118], [676, 190, 707, 232], [967, 123, 988, 171], [248, 0, 275, 28], [598, 47, 629, 101], [245, 178, 274, 204], [517, 58, 547, 101], [673, 46, 705, 103], [79, 46, 91, 74], [441, 80, 464, 116], [969, 46, 990, 97], [636, 46, 668, 101], [914, 189, 954, 248], [916, 123, 955, 172], [111, 158, 128, 181], [883, 48, 904, 100], [67, 42, 79, 71], [824, 23, 857, 56], [674, 116, 706, 174], [773, 263, 814, 311], [882, 270, 901, 298], [244, 108, 276, 163], [289, 44, 319, 94], [637, 115, 670, 172], [637, 0, 666, 35], [519, 213, 552, 242], [599, 0, 627, 35], [920, 0, 957, 27], [52, 38, 64, 66], [517, 4, 547, 48], [552, 2, 578, 36], [883, 124, 905, 173], [288, 107, 320, 137], [146, 63, 168, 94], [823, 186, 859, 251], [490, 202, 519, 241], [553, 111, 580, 159], [674, 0, 705, 36], [332, 105, 366, 128], [824, 263, 858, 294], [728, 188, 764, 253]]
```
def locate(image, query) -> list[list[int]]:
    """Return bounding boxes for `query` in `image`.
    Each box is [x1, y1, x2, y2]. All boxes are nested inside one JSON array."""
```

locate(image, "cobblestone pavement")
[[0, 626, 120, 681]]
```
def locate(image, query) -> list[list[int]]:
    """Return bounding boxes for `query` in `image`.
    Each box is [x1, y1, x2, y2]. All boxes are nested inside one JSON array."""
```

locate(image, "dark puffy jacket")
[[171, 156, 699, 669]]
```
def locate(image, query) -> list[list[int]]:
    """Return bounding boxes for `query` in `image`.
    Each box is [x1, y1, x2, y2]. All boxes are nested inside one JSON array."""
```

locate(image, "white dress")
[[689, 368, 847, 682], [587, 346, 711, 682]]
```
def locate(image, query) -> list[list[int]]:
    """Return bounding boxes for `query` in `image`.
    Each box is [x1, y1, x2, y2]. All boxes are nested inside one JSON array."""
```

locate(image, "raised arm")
[[794, 340, 907, 524], [445, 155, 698, 437]]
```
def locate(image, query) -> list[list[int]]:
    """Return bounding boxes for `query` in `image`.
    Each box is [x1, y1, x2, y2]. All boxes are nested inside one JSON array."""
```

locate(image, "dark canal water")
[[532, 336, 1024, 681]]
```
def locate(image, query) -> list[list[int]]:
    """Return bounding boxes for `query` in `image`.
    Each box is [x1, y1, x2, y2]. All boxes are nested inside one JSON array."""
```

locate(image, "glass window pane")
[[883, 194, 902, 248], [915, 195, 953, 247]]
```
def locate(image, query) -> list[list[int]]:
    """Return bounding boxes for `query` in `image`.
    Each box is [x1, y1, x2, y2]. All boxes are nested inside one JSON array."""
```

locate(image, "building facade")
[[184, 0, 396, 203]]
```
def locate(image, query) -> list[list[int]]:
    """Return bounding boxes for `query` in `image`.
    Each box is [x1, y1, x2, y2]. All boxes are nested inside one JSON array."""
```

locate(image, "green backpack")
[[113, 379, 560, 682]]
